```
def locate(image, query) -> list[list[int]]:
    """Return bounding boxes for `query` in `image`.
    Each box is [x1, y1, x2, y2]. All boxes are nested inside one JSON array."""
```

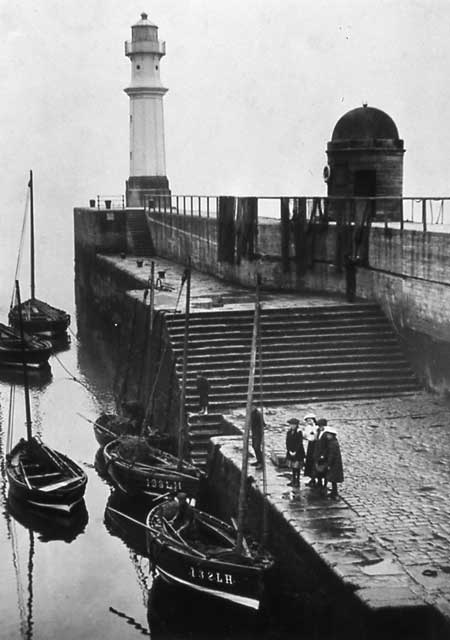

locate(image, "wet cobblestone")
[[223, 393, 450, 622]]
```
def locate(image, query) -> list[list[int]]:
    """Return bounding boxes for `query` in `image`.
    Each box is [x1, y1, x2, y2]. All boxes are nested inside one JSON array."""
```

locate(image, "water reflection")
[[7, 497, 88, 543], [0, 365, 52, 391], [104, 490, 149, 557]]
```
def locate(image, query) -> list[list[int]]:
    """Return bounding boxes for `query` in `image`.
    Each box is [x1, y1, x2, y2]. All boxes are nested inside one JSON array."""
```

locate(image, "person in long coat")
[[324, 427, 344, 499], [312, 418, 328, 492], [250, 404, 264, 468], [303, 413, 318, 486], [196, 372, 210, 414], [285, 418, 305, 487]]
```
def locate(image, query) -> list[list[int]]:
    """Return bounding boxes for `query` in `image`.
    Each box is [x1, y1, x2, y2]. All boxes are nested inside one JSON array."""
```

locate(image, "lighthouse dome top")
[[331, 104, 400, 142], [133, 12, 157, 28]]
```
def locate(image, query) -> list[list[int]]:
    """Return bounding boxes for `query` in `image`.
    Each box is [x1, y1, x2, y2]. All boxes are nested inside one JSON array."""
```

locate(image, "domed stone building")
[[325, 104, 404, 220]]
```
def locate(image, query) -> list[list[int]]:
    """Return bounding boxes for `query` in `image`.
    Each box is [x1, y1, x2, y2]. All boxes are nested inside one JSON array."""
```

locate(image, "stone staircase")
[[166, 303, 420, 467], [186, 413, 233, 468], [126, 211, 154, 256]]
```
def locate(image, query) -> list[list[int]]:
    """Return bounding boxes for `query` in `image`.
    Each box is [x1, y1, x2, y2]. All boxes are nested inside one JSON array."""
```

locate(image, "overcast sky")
[[1, 1, 449, 240]]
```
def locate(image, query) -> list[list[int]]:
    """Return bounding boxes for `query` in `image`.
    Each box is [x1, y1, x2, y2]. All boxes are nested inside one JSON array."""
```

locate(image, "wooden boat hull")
[[146, 505, 274, 610], [103, 440, 203, 500], [0, 323, 52, 368], [9, 298, 71, 337], [6, 439, 88, 514]]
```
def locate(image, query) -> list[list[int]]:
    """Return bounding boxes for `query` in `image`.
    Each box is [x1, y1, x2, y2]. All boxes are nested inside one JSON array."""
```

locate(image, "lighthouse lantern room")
[[125, 13, 170, 207]]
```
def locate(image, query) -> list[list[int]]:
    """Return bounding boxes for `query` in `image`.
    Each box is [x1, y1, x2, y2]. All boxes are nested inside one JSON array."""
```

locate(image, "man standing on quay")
[[250, 403, 264, 469], [196, 371, 210, 414]]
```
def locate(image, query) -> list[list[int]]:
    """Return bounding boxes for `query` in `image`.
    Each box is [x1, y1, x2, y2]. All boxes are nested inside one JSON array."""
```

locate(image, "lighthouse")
[[125, 13, 170, 207]]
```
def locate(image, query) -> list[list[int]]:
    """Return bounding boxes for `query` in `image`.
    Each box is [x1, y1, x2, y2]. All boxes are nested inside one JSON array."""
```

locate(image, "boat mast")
[[235, 275, 260, 553], [16, 280, 33, 441], [29, 170, 36, 300], [177, 259, 191, 468], [257, 277, 269, 546]]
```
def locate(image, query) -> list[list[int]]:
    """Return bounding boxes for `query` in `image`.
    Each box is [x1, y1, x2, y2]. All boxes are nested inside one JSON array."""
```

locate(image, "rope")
[[10, 188, 30, 309], [51, 354, 91, 391], [108, 606, 150, 636]]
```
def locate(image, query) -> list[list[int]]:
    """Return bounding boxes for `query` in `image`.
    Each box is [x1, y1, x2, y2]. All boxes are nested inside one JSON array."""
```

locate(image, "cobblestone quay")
[[207, 394, 450, 638]]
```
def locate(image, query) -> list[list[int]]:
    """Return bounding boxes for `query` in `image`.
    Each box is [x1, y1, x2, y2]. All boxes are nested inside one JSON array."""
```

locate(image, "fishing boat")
[[95, 412, 175, 451], [8, 170, 70, 337], [103, 435, 203, 499], [5, 282, 87, 514], [103, 263, 204, 500], [94, 409, 142, 448], [145, 276, 275, 611], [0, 322, 52, 368], [146, 502, 274, 611]]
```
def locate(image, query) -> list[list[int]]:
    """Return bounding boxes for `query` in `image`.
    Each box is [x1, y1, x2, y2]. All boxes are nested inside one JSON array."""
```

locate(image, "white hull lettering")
[[189, 565, 234, 586], [147, 478, 182, 491]]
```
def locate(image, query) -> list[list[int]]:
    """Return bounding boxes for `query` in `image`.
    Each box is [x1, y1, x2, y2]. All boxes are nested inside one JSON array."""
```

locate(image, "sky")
[[1, 0, 450, 293]]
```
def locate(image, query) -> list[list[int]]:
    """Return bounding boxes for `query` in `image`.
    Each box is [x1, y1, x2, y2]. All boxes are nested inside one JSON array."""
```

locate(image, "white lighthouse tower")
[[125, 13, 170, 207]]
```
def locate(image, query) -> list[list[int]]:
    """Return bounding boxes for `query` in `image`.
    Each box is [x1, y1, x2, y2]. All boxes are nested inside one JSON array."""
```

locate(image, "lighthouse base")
[[126, 176, 171, 208]]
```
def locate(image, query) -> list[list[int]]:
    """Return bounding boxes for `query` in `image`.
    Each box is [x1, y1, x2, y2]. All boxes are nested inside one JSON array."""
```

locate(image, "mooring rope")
[[108, 606, 150, 636], [51, 353, 91, 391]]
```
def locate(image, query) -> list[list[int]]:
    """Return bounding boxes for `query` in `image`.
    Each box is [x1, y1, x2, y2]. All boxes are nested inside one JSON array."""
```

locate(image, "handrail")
[[144, 194, 450, 233]]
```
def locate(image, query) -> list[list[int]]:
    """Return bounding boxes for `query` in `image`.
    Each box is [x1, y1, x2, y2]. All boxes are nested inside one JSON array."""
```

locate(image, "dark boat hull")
[[146, 506, 273, 610], [6, 439, 88, 514], [9, 298, 71, 337], [93, 414, 140, 448], [0, 323, 52, 368], [103, 440, 203, 500]]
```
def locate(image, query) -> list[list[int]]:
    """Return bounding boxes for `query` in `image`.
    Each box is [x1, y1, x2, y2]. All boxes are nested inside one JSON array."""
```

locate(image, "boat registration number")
[[147, 478, 182, 491], [189, 566, 234, 585]]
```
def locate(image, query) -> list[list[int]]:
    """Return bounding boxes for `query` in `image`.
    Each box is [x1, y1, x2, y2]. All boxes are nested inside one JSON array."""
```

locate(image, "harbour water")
[[0, 204, 308, 639]]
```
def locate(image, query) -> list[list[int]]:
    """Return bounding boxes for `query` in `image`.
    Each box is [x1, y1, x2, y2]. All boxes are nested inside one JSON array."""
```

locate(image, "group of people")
[[285, 413, 343, 498], [250, 405, 343, 499]]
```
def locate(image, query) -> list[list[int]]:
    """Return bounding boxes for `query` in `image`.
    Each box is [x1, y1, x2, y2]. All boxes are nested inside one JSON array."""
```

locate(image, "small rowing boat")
[[0, 322, 52, 368]]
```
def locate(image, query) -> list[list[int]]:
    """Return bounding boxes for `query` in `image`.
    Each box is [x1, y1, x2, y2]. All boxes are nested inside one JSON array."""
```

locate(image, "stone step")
[[185, 375, 418, 397], [166, 303, 382, 323], [177, 356, 412, 375], [187, 413, 224, 424], [185, 386, 419, 411], [177, 344, 407, 364], [173, 330, 399, 346], [189, 428, 224, 441], [184, 367, 417, 388], [169, 324, 393, 344], [174, 336, 401, 362], [167, 316, 391, 336]]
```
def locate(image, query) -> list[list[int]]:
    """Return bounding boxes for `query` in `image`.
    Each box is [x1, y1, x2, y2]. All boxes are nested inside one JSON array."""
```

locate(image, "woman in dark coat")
[[324, 428, 344, 499], [285, 418, 305, 487]]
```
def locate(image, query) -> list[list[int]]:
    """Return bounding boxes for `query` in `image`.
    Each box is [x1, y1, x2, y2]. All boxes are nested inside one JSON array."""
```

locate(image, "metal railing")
[[144, 194, 450, 233], [89, 195, 125, 210]]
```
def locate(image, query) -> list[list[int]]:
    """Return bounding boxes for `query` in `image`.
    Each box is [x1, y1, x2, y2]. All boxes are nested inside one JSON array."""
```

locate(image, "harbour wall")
[[74, 207, 450, 395]]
